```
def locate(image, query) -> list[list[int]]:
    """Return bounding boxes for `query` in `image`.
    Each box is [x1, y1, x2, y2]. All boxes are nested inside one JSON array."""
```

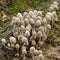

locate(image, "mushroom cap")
[[7, 43, 11, 47], [49, 6, 54, 11], [10, 36, 16, 44], [39, 26, 44, 32], [34, 10, 38, 13], [16, 13, 22, 17], [54, 5, 58, 10], [42, 18, 47, 24], [26, 26, 31, 31], [34, 10, 38, 16], [1, 38, 6, 44], [18, 35, 24, 41], [32, 40, 36, 46], [38, 50, 42, 54], [46, 12, 53, 18], [37, 31, 43, 37], [12, 16, 16, 20], [34, 49, 38, 55], [37, 11, 42, 16], [52, 11, 57, 17], [20, 20, 24, 25], [23, 12, 28, 17], [15, 44, 20, 49], [20, 25, 25, 32], [37, 16, 42, 22], [25, 31, 30, 37], [27, 24, 32, 28], [22, 46, 26, 50], [35, 20, 41, 27], [29, 11, 34, 16], [25, 15, 30, 19], [30, 18, 35, 25], [30, 46, 35, 54], [11, 44, 15, 48], [32, 15, 36, 20], [53, 1, 58, 6], [38, 54, 44, 60], [24, 18, 29, 25], [46, 24, 51, 30], [22, 37, 29, 45], [15, 17, 20, 23], [45, 15, 51, 22], [22, 49, 27, 55]]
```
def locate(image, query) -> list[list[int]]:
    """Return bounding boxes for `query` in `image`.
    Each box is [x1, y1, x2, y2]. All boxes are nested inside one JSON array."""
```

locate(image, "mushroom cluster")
[[49, 1, 58, 11], [1, 1, 58, 60]]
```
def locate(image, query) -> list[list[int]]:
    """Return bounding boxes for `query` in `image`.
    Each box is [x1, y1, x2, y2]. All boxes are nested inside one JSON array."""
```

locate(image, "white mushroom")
[[46, 12, 53, 19], [43, 27, 47, 32], [42, 18, 47, 25], [11, 16, 17, 25], [38, 50, 42, 55], [37, 31, 43, 38], [38, 54, 44, 60], [7, 43, 11, 48], [34, 10, 38, 16], [27, 24, 32, 29], [37, 16, 42, 22], [29, 18, 35, 25], [22, 46, 26, 50], [52, 11, 57, 18], [49, 6, 54, 11], [37, 11, 42, 16], [25, 31, 30, 37], [29, 11, 34, 16], [22, 49, 27, 60], [30, 46, 35, 60], [24, 18, 29, 25], [26, 26, 31, 32], [46, 24, 51, 30], [23, 12, 28, 17], [10, 36, 16, 44], [45, 15, 51, 23], [20, 25, 25, 32], [1, 38, 6, 45], [11, 43, 15, 48], [53, 1, 58, 6], [30, 46, 35, 54], [39, 26, 44, 32], [35, 20, 41, 27], [15, 44, 20, 49], [42, 32, 47, 40], [22, 36, 29, 45], [16, 13, 23, 19], [15, 17, 20, 23], [54, 5, 58, 10], [32, 15, 36, 21], [34, 49, 38, 56], [32, 29, 37, 39], [32, 40, 36, 46]]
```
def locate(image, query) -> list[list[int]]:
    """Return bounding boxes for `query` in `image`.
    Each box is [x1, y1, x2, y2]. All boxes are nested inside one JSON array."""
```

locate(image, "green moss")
[[7, 0, 42, 15], [8, 0, 32, 15]]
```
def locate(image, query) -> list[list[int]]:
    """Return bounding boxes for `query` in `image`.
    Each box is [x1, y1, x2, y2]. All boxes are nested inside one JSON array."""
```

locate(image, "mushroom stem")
[[23, 54, 26, 60], [32, 54, 34, 60]]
